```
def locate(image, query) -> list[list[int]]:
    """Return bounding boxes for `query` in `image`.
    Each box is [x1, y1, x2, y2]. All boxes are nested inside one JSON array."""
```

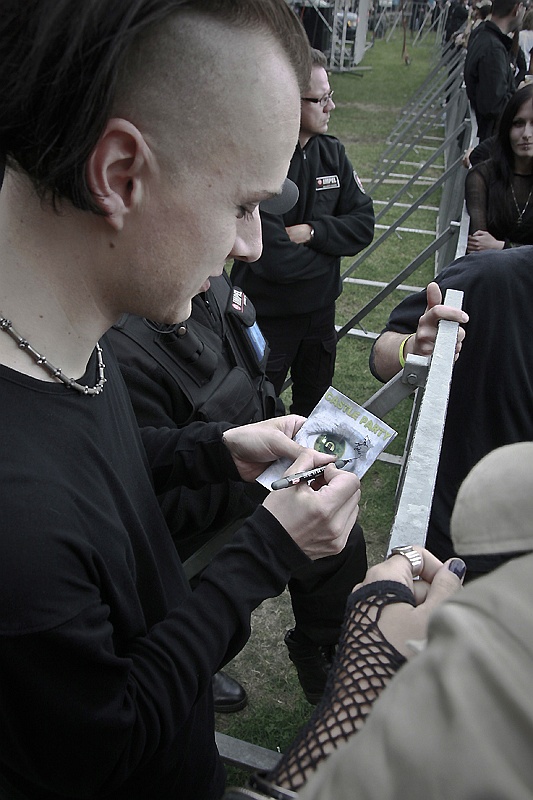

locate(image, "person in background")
[[464, 0, 524, 141], [369, 247, 533, 579], [445, 0, 470, 43], [519, 7, 533, 70], [454, 0, 492, 48], [0, 2, 364, 799], [108, 271, 368, 707], [231, 47, 374, 418], [465, 83, 533, 251]]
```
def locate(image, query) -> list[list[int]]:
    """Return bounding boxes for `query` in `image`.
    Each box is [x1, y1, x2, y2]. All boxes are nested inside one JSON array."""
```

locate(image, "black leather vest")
[[112, 275, 279, 426]]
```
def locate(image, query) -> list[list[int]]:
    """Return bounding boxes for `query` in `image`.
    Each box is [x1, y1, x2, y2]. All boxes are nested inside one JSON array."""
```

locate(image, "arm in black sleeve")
[[0, 505, 310, 798], [309, 146, 375, 256], [468, 135, 494, 168], [140, 421, 240, 495], [465, 165, 489, 232], [475, 47, 513, 121]]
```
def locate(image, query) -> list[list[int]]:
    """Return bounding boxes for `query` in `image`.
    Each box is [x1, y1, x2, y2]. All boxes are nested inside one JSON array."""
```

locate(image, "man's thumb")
[[425, 280, 442, 311]]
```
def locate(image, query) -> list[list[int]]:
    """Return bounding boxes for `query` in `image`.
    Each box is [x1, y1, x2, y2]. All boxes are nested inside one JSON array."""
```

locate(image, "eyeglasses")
[[301, 90, 334, 108]]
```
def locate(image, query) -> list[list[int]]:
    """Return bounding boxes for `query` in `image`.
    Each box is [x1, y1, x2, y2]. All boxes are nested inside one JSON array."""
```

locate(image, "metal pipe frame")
[[336, 224, 458, 340], [387, 288, 463, 552]]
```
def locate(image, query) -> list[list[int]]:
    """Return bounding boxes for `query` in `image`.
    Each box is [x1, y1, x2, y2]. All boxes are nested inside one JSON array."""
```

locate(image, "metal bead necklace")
[[0, 317, 106, 396], [510, 177, 533, 226]]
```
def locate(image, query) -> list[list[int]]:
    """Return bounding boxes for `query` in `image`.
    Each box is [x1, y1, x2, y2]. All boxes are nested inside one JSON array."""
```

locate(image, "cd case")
[[257, 386, 397, 490]]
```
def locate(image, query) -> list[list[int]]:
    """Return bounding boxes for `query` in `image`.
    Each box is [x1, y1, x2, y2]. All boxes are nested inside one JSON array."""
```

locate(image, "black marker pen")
[[271, 457, 356, 490]]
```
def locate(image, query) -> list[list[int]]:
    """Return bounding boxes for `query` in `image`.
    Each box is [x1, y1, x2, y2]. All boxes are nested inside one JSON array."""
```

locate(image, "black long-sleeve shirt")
[[0, 341, 309, 800], [464, 21, 516, 141]]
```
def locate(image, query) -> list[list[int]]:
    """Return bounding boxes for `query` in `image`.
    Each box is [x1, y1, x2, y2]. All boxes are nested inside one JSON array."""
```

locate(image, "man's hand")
[[222, 415, 335, 483], [354, 546, 465, 658], [467, 229, 505, 253], [408, 281, 468, 359], [223, 417, 360, 560], [371, 282, 469, 381], [263, 450, 361, 560], [285, 223, 314, 245]]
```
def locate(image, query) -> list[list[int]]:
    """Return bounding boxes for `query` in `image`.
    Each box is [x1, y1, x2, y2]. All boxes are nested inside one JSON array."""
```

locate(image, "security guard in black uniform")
[[108, 273, 367, 709]]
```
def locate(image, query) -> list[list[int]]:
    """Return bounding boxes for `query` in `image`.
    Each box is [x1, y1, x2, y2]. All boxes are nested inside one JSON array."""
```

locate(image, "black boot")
[[284, 629, 335, 705], [212, 671, 248, 714]]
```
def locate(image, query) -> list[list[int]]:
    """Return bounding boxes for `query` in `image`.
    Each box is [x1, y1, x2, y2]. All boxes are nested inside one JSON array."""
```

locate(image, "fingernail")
[[448, 558, 466, 580]]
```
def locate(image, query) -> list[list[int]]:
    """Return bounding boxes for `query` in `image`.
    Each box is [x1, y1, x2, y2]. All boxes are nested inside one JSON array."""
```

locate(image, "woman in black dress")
[[466, 84, 533, 253]]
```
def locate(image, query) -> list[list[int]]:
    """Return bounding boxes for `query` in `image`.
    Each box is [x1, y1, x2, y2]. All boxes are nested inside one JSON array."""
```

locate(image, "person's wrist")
[[398, 333, 415, 367]]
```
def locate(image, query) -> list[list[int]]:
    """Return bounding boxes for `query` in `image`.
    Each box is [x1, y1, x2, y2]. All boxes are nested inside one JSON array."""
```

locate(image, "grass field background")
[[218, 28, 445, 786]]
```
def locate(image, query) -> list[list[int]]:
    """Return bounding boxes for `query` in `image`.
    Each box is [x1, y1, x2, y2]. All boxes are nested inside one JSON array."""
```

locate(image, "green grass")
[[218, 30, 442, 786]]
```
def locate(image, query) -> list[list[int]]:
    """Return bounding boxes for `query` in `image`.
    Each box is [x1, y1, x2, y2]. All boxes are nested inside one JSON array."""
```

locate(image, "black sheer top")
[[465, 160, 533, 247]]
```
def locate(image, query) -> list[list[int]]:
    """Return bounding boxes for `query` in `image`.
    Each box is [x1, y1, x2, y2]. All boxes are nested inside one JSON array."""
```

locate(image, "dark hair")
[[491, 0, 519, 17], [0, 0, 310, 213], [522, 8, 533, 29], [477, 2, 492, 20], [487, 84, 533, 229], [310, 48, 328, 68]]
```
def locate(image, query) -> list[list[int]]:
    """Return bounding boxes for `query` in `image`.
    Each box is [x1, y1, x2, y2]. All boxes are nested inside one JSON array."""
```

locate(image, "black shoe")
[[284, 629, 335, 705], [212, 671, 248, 714]]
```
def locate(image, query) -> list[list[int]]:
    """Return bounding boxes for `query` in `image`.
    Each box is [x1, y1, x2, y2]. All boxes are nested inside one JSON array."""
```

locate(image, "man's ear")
[[86, 119, 154, 231]]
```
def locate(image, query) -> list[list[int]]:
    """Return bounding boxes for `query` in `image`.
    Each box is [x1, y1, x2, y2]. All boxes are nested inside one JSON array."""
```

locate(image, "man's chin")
[[163, 299, 192, 325]]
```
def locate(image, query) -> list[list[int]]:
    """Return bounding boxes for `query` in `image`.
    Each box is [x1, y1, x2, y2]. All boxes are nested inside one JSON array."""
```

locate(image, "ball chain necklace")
[[0, 317, 106, 396], [511, 175, 533, 226]]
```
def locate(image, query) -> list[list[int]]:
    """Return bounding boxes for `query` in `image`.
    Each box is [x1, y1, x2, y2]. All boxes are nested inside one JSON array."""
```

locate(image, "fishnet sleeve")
[[259, 580, 415, 794]]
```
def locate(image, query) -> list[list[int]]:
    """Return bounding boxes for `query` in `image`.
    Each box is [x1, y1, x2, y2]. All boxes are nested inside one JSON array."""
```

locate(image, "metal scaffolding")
[[290, 0, 371, 71]]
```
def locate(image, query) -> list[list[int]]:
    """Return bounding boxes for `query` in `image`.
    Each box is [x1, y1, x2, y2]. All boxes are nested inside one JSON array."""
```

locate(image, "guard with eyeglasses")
[[232, 48, 375, 420]]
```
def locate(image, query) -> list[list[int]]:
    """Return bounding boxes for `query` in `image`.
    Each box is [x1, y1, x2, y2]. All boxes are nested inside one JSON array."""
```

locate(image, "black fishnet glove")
[[262, 580, 415, 793]]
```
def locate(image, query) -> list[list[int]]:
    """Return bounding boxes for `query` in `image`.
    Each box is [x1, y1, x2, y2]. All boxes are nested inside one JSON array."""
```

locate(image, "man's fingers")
[[425, 281, 442, 311]]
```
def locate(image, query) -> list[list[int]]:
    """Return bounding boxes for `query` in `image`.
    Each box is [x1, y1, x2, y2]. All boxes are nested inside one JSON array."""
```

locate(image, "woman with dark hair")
[[465, 83, 533, 252]]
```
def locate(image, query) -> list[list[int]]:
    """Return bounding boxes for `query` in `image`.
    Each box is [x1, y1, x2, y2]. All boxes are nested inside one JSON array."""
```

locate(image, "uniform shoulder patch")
[[353, 171, 365, 193]]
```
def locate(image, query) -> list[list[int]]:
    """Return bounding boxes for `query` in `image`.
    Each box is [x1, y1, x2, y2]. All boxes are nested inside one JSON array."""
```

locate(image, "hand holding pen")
[[271, 457, 357, 490], [222, 416, 361, 560]]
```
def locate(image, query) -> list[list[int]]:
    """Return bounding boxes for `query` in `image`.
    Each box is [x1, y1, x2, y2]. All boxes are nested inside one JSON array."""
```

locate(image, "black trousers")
[[257, 306, 337, 418], [288, 521, 367, 646]]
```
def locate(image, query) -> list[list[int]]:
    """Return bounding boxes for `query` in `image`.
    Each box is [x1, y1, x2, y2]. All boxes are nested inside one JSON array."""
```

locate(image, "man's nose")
[[229, 209, 263, 263]]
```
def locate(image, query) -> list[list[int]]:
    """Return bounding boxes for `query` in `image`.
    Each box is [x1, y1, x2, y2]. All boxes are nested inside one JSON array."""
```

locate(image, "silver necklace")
[[510, 179, 533, 225], [0, 317, 106, 396]]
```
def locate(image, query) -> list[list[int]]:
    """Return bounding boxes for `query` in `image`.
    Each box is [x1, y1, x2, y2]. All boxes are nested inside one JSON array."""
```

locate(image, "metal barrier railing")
[[216, 288, 463, 772], [338, 41, 470, 342]]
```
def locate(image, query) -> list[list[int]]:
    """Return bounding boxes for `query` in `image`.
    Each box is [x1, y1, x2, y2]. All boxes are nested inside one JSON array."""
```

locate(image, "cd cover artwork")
[[257, 386, 397, 491]]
